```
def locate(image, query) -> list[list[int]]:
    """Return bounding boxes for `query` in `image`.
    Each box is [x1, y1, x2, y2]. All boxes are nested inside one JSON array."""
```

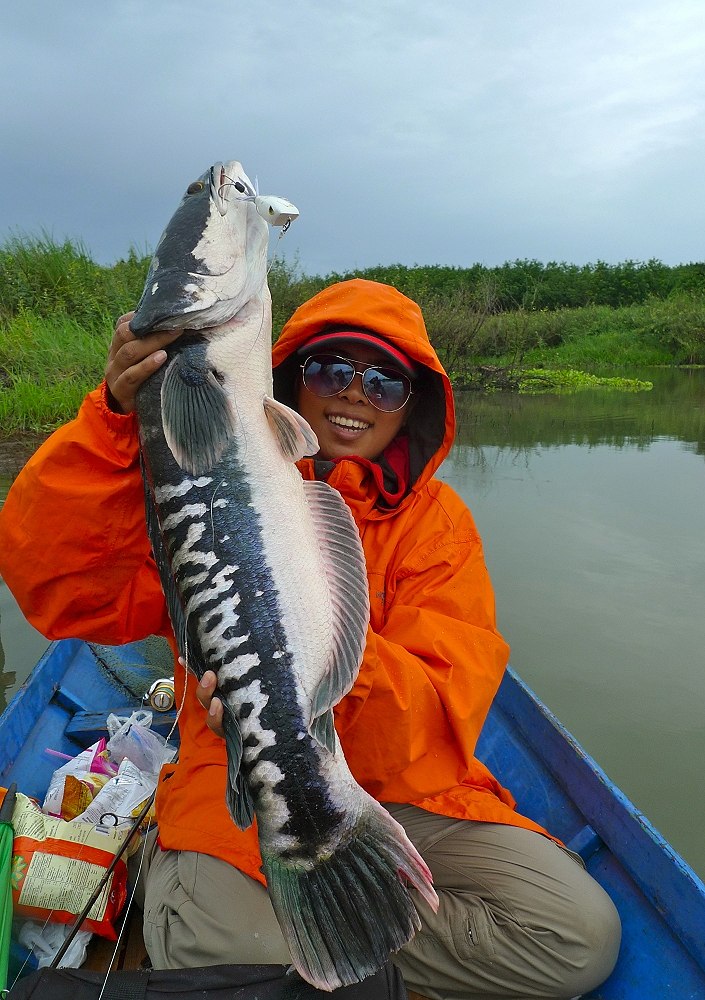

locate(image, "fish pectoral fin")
[[308, 709, 336, 755], [303, 480, 370, 712], [161, 352, 236, 475], [263, 396, 319, 460]]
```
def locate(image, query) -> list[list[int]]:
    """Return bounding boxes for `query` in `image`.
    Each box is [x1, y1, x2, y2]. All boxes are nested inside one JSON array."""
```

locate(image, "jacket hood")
[[272, 278, 455, 500]]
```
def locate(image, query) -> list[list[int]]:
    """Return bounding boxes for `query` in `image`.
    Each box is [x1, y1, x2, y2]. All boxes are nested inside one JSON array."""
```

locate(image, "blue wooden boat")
[[1, 637, 704, 998]]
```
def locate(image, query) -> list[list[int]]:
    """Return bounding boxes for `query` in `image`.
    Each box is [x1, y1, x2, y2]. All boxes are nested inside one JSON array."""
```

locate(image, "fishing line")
[[266, 224, 292, 276], [217, 169, 256, 202], [170, 665, 189, 742], [244, 291, 270, 368], [5, 648, 174, 990], [173, 641, 192, 739], [93, 818, 154, 1000], [5, 908, 58, 991], [217, 168, 293, 274]]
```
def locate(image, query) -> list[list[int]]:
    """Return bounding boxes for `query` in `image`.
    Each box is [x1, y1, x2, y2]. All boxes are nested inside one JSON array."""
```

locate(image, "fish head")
[[130, 160, 271, 336]]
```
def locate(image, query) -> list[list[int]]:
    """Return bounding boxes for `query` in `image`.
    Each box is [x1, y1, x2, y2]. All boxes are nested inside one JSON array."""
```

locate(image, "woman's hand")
[[195, 670, 225, 738], [105, 312, 182, 413]]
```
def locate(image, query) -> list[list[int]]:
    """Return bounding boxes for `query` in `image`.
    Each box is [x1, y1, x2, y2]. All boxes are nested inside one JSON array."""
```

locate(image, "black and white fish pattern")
[[131, 161, 438, 991]]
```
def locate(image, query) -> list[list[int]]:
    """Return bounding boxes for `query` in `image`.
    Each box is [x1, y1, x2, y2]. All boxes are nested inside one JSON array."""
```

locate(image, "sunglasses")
[[300, 354, 413, 412]]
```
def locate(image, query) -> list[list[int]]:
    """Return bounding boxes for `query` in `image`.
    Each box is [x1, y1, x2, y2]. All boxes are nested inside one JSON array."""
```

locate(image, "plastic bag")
[[17, 919, 92, 969], [42, 742, 117, 821], [106, 711, 175, 775], [74, 758, 159, 834]]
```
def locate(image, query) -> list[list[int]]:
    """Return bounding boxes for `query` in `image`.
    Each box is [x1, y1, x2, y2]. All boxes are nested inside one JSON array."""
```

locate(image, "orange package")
[[11, 792, 128, 939]]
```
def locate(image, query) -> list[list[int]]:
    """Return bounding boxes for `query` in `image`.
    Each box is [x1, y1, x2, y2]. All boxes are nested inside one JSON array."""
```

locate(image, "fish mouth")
[[210, 163, 230, 216], [210, 162, 256, 217]]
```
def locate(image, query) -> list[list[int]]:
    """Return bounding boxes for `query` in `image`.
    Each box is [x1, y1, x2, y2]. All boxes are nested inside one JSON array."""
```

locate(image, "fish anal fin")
[[161, 353, 236, 475], [228, 772, 255, 830], [222, 701, 255, 829], [263, 395, 318, 460], [303, 480, 370, 731]]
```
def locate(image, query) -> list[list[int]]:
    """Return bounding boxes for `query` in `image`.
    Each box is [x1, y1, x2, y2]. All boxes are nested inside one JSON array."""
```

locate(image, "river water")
[[1, 368, 704, 877]]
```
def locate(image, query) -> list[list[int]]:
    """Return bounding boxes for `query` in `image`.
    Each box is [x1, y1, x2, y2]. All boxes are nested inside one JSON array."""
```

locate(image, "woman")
[[0, 278, 620, 999]]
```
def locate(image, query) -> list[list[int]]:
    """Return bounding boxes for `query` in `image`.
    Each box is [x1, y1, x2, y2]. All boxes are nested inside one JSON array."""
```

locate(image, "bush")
[[0, 233, 151, 327], [0, 311, 113, 432], [267, 257, 326, 339], [643, 294, 705, 364]]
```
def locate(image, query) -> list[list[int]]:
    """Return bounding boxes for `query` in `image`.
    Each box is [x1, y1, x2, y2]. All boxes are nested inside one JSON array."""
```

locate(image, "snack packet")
[[42, 741, 117, 821], [11, 792, 128, 939]]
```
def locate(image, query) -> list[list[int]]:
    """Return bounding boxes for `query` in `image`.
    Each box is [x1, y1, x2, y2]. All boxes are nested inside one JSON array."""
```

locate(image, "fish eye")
[[234, 181, 246, 193], [187, 181, 204, 194]]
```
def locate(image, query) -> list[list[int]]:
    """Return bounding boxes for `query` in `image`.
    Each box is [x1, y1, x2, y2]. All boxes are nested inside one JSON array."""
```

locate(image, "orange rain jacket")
[[0, 278, 551, 884]]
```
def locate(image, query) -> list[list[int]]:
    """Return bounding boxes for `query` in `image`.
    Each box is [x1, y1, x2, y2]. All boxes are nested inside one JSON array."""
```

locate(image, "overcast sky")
[[3, 1, 705, 275]]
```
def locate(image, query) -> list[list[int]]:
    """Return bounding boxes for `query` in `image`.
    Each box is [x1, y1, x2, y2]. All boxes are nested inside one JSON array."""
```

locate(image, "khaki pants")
[[132, 804, 620, 1000]]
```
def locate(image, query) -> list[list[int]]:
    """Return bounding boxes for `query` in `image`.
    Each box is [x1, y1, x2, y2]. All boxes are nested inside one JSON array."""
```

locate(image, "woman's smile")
[[326, 412, 374, 434], [296, 341, 410, 461]]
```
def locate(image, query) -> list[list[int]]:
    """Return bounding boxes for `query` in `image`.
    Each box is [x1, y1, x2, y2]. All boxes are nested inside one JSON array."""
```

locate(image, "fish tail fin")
[[262, 802, 438, 992]]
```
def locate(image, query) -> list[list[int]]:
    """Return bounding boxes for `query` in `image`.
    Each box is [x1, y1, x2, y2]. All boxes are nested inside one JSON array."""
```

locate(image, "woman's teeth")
[[328, 414, 371, 431]]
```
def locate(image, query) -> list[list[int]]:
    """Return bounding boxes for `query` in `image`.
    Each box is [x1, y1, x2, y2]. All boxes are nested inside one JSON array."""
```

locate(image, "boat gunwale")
[[494, 666, 705, 974]]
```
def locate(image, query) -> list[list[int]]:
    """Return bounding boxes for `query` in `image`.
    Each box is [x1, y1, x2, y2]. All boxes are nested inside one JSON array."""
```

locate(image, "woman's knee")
[[559, 882, 621, 996]]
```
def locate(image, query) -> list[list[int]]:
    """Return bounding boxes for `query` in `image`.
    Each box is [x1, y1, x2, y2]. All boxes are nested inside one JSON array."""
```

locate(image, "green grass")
[[1, 311, 112, 431], [505, 326, 671, 370], [2, 235, 704, 431]]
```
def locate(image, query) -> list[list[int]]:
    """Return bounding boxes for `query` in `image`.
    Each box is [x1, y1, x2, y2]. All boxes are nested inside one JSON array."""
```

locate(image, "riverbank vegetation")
[[454, 367, 705, 454], [2, 235, 704, 432]]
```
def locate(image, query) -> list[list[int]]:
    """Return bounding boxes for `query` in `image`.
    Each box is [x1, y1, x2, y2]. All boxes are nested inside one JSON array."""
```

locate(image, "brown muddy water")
[[1, 369, 704, 879]]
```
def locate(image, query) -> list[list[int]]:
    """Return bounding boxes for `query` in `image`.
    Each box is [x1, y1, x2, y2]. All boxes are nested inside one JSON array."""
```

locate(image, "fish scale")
[[131, 159, 438, 991], [144, 415, 346, 850]]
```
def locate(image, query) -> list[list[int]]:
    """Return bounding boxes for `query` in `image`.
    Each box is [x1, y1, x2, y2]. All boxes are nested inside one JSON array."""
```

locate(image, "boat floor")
[[82, 908, 149, 974]]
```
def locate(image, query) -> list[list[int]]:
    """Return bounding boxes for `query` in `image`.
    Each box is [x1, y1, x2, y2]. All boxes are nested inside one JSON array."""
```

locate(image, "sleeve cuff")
[[95, 380, 140, 436]]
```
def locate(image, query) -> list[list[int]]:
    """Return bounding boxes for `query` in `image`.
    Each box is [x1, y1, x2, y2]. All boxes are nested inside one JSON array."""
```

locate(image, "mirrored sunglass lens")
[[304, 356, 355, 396], [362, 369, 409, 411]]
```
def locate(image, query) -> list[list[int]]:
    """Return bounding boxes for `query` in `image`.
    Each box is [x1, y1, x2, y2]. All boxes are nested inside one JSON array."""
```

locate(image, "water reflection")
[[0, 578, 49, 710], [454, 367, 705, 453], [1, 370, 704, 877], [442, 369, 705, 878]]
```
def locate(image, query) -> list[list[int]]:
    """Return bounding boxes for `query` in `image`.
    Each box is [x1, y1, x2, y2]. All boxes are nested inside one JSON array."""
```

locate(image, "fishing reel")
[[143, 677, 176, 712]]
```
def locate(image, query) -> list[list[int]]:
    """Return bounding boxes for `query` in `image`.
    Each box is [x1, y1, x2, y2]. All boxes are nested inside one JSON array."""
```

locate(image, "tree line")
[[2, 235, 705, 327]]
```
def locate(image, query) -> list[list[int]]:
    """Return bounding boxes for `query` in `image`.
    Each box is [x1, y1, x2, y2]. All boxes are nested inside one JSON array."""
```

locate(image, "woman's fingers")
[[105, 313, 181, 413], [195, 670, 225, 738]]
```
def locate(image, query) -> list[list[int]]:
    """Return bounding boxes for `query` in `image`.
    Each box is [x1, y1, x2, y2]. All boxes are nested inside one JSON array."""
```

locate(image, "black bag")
[[7, 961, 407, 999]]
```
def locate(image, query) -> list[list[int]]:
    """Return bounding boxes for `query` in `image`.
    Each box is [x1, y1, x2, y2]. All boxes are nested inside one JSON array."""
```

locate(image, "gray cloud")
[[2, 0, 704, 273]]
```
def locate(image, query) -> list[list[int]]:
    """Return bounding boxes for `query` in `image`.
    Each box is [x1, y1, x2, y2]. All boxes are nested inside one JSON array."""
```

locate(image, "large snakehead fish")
[[129, 161, 438, 990]]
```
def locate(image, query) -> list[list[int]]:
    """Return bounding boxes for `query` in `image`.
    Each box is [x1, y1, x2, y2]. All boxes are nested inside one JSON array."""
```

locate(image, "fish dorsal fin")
[[161, 352, 236, 475], [263, 395, 319, 460], [302, 480, 370, 751]]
